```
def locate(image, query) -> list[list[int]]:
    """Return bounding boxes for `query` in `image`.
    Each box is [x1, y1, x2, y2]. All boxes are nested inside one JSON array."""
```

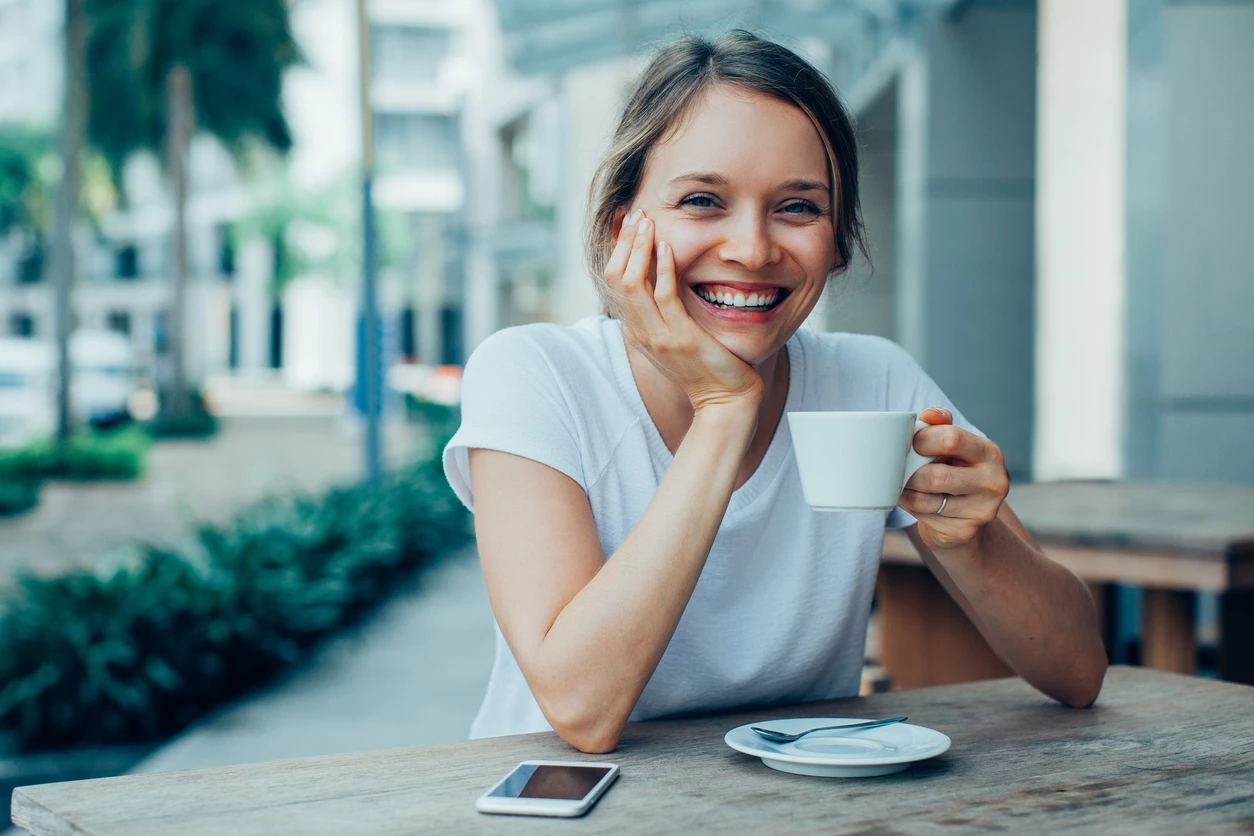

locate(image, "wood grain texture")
[[1002, 482, 1254, 555], [875, 564, 1012, 689], [882, 482, 1254, 592], [883, 530, 1234, 592], [16, 668, 1253, 835], [1141, 590, 1197, 674]]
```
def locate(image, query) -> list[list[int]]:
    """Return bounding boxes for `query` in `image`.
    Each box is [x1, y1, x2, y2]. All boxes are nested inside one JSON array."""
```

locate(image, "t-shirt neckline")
[[603, 316, 805, 514]]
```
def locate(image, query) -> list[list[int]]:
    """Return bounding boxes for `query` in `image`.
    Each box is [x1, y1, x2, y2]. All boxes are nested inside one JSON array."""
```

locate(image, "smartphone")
[[475, 760, 620, 817]]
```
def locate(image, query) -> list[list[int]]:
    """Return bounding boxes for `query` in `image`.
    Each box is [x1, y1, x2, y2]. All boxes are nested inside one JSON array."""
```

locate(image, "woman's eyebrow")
[[665, 172, 828, 193], [667, 172, 727, 187], [781, 179, 827, 192]]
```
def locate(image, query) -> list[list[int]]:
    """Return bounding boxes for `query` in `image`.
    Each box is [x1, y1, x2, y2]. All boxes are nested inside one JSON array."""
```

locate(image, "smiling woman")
[[443, 30, 1106, 754]]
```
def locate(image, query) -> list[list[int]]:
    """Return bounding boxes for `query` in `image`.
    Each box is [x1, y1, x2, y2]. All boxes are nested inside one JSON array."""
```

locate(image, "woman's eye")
[[781, 200, 821, 215], [679, 194, 717, 209]]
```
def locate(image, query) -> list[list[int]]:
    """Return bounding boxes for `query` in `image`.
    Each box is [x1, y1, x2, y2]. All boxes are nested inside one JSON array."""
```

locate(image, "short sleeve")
[[442, 328, 585, 512], [880, 342, 985, 530]]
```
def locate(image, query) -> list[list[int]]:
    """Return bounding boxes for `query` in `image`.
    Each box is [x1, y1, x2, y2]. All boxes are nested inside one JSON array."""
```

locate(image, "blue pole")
[[357, 0, 381, 484]]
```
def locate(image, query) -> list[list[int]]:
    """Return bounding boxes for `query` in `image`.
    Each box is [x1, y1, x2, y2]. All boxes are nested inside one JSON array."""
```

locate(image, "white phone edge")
[[475, 760, 620, 817]]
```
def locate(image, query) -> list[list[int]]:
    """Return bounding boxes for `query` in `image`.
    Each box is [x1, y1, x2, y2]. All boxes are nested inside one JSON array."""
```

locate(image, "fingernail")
[[625, 209, 641, 225], [657, 241, 669, 257]]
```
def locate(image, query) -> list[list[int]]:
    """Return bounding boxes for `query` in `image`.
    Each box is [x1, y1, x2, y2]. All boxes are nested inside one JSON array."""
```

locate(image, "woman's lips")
[[689, 283, 788, 323]]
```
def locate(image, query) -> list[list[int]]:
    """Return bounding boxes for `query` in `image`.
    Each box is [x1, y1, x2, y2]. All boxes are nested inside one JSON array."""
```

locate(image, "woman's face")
[[623, 86, 839, 367]]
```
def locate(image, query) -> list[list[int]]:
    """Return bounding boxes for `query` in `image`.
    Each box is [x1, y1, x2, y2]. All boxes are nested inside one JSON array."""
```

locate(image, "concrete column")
[[1034, 0, 1128, 480], [235, 237, 273, 374], [896, 3, 1039, 480], [821, 79, 897, 341], [554, 58, 640, 326], [415, 213, 445, 365], [463, 248, 498, 358], [1154, 2, 1254, 483]]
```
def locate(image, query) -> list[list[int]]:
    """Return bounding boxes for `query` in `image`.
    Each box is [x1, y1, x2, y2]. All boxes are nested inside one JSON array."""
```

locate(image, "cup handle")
[[902, 419, 937, 490]]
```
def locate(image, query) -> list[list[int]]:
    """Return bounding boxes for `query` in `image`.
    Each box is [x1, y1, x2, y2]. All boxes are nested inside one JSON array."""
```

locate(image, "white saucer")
[[724, 717, 951, 778]]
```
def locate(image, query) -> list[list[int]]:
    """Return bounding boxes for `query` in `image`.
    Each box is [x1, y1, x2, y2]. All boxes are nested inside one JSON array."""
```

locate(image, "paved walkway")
[[132, 546, 496, 774]]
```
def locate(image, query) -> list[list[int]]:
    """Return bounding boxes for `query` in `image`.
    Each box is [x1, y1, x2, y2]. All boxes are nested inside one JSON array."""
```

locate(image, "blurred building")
[[0, 0, 266, 394], [0, 0, 476, 408], [470, 0, 1253, 486]]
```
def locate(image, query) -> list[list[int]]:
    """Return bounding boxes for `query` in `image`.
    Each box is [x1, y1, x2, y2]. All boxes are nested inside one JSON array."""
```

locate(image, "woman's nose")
[[716, 212, 778, 271]]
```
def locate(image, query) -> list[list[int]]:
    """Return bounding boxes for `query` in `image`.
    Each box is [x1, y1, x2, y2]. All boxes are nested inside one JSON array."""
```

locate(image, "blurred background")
[[0, 0, 1251, 825]]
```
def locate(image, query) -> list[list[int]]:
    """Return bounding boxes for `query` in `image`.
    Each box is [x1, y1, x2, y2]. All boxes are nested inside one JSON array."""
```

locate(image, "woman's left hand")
[[899, 407, 1011, 552]]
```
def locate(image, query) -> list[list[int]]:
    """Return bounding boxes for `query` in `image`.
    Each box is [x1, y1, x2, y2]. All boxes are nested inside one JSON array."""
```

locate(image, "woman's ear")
[[610, 206, 629, 247]]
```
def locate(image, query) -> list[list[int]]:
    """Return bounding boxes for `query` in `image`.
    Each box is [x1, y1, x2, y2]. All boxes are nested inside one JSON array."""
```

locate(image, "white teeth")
[[695, 286, 782, 309]]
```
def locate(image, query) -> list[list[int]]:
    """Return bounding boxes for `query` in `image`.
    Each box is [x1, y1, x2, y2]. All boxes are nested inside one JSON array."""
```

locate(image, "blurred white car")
[[0, 329, 138, 448]]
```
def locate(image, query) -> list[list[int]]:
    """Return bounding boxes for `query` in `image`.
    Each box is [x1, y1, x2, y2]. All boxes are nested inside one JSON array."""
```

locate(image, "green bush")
[[0, 427, 149, 482], [404, 396, 460, 437], [0, 434, 470, 750], [0, 477, 40, 517]]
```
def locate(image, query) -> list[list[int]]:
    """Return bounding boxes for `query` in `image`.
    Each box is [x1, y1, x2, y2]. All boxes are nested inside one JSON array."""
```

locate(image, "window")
[[153, 312, 168, 354], [499, 110, 558, 222], [106, 310, 132, 336], [374, 112, 458, 171], [116, 244, 139, 279], [371, 25, 450, 83], [9, 312, 34, 337]]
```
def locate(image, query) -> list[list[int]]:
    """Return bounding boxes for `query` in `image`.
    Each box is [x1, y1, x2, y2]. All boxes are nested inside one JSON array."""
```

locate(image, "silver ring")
[[936, 494, 949, 517]]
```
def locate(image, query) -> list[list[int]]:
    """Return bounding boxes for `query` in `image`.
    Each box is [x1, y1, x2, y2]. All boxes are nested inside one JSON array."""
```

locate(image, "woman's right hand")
[[606, 210, 764, 413]]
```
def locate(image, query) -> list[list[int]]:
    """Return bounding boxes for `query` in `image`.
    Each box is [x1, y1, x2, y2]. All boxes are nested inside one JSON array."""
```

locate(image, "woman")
[[444, 30, 1106, 754]]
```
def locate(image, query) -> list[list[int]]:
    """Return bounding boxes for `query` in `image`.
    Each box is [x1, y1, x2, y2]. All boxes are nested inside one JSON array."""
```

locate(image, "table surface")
[[1003, 481, 1254, 555], [12, 667, 1254, 835]]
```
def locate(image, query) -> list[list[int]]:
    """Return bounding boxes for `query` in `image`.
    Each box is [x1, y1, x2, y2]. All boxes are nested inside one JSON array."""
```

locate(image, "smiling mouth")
[[692, 284, 788, 312]]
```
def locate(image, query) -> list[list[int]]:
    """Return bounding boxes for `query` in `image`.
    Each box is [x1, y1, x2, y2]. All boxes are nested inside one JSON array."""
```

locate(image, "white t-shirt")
[[443, 315, 981, 739]]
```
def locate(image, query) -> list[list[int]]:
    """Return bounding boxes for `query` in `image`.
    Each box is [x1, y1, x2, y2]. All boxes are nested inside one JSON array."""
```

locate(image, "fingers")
[[653, 240, 683, 323], [900, 488, 960, 517], [912, 422, 1001, 466], [620, 216, 656, 295], [904, 460, 1005, 501], [602, 209, 640, 291], [918, 406, 952, 426], [606, 211, 665, 342]]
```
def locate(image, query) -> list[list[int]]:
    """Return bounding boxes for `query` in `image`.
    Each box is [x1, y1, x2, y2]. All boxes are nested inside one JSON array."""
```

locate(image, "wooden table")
[[877, 481, 1254, 689], [11, 668, 1254, 834]]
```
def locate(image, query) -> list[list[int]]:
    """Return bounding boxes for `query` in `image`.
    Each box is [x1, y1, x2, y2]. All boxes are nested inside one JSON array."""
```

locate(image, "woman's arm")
[[471, 401, 755, 754], [471, 212, 764, 753], [898, 410, 1107, 707]]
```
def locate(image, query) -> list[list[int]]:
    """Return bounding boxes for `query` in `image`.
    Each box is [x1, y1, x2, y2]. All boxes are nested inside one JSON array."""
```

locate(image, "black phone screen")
[[489, 764, 612, 800]]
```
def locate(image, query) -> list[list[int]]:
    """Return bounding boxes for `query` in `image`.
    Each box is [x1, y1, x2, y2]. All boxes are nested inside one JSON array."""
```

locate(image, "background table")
[[12, 667, 1254, 835], [877, 481, 1254, 689]]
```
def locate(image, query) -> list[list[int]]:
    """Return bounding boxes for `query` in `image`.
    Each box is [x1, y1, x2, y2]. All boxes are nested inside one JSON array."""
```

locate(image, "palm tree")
[[84, 0, 301, 418], [50, 0, 88, 441]]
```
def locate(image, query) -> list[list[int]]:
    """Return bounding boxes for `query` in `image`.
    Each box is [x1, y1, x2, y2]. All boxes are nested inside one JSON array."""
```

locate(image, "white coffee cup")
[[787, 411, 935, 512]]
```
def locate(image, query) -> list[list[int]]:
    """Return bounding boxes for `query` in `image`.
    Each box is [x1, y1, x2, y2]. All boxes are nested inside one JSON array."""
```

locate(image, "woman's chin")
[[712, 334, 776, 368]]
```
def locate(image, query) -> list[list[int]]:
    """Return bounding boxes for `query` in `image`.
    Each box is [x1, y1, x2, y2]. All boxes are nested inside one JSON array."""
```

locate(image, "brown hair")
[[585, 30, 868, 309]]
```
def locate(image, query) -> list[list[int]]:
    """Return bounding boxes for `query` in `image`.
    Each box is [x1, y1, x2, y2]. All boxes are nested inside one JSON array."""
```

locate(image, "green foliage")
[[0, 427, 149, 482], [235, 174, 417, 296], [404, 398, 461, 438], [84, 0, 302, 178], [0, 437, 471, 750], [0, 478, 40, 518], [0, 126, 54, 235]]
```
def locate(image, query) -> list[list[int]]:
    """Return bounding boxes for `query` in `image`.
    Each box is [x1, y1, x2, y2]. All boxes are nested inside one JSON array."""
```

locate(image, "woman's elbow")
[[1058, 658, 1107, 709], [559, 724, 622, 754], [542, 695, 627, 754]]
